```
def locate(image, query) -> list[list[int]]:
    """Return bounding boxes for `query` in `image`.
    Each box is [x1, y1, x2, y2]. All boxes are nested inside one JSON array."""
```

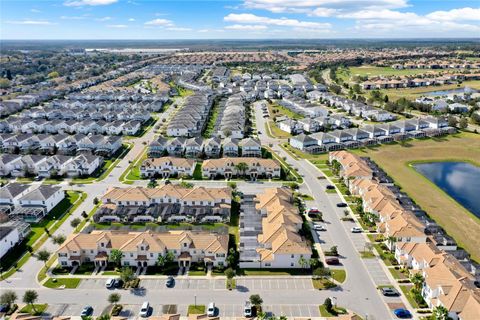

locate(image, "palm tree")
[[432, 305, 450, 320], [108, 249, 123, 268], [298, 256, 308, 271], [410, 273, 424, 291], [36, 249, 50, 267], [156, 254, 166, 267], [0, 290, 17, 310], [249, 294, 263, 308], [235, 162, 249, 177], [23, 290, 39, 314], [108, 293, 120, 306]]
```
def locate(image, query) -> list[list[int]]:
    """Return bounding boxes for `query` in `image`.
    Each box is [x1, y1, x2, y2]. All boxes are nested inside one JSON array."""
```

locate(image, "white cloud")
[[30, 9, 41, 13], [6, 20, 54, 25], [166, 27, 192, 31], [310, 8, 338, 17], [144, 18, 174, 27], [243, 0, 408, 13], [95, 16, 112, 21], [426, 7, 480, 21], [224, 13, 331, 29], [107, 24, 127, 28], [128, 18, 136, 22], [225, 24, 268, 30], [64, 0, 117, 6]]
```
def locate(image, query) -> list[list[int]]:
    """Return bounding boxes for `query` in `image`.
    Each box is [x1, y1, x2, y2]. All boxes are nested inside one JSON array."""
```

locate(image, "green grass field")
[[347, 65, 459, 77], [353, 132, 480, 262], [44, 278, 81, 289]]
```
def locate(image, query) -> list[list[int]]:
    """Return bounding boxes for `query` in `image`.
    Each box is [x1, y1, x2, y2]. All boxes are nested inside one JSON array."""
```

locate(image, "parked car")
[[381, 287, 399, 296], [308, 207, 320, 214], [325, 257, 340, 265], [166, 276, 175, 288], [0, 304, 9, 313], [326, 185, 335, 190], [243, 301, 252, 317], [105, 278, 115, 289], [393, 308, 412, 319], [336, 203, 348, 207], [351, 227, 362, 233], [313, 224, 326, 231], [113, 278, 123, 288], [80, 306, 93, 317], [139, 301, 150, 318], [207, 302, 216, 316]]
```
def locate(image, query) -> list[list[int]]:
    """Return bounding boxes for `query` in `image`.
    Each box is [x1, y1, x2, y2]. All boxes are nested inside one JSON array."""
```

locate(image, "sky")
[[0, 0, 479, 39]]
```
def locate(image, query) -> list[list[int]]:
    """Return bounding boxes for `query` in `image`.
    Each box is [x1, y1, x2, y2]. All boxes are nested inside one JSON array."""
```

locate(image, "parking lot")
[[47, 303, 320, 318], [77, 277, 314, 292], [362, 259, 391, 286]]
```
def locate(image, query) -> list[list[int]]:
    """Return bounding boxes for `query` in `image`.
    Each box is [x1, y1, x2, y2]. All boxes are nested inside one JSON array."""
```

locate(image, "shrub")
[[111, 305, 123, 316]]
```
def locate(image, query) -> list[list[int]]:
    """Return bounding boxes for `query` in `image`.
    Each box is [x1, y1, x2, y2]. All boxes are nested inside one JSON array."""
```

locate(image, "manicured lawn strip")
[[318, 305, 347, 317], [360, 251, 376, 259], [330, 269, 347, 283], [312, 278, 337, 290], [399, 285, 420, 309], [74, 204, 99, 233], [120, 147, 147, 182], [352, 132, 480, 262], [102, 271, 120, 276], [20, 304, 48, 315], [268, 120, 292, 138], [187, 305, 205, 314], [347, 65, 456, 77], [389, 267, 408, 280], [379, 80, 480, 101], [0, 191, 85, 280], [266, 146, 303, 183], [192, 163, 203, 180], [240, 268, 310, 276], [202, 98, 220, 138], [44, 278, 81, 289], [269, 102, 303, 120]]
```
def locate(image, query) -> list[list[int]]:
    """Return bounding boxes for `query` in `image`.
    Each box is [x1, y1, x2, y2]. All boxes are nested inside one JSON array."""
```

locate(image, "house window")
[[265, 263, 271, 267], [291, 254, 294, 258], [290, 263, 294, 267], [130, 253, 133, 257], [61, 261, 67, 266]]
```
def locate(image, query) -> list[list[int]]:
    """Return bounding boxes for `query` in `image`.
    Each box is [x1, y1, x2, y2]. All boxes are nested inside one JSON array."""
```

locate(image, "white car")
[[351, 227, 362, 233], [313, 224, 326, 231], [105, 278, 115, 289], [139, 301, 150, 318], [207, 302, 216, 316]]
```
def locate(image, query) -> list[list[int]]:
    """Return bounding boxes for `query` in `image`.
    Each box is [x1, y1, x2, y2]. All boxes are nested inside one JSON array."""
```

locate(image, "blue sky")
[[1, 0, 479, 39]]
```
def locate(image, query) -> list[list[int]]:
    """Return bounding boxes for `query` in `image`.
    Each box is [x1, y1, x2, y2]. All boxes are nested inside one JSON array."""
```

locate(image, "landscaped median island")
[[0, 190, 86, 280]]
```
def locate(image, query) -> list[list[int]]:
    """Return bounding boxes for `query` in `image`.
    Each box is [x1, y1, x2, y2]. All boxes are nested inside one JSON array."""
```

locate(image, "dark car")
[[336, 203, 348, 208], [80, 306, 93, 317], [393, 308, 412, 319], [166, 276, 175, 288], [0, 304, 9, 312], [325, 257, 340, 265], [381, 287, 399, 296], [326, 185, 335, 190], [113, 278, 123, 288]]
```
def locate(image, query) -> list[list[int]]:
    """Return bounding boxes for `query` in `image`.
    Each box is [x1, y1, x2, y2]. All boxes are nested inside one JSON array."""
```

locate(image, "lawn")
[[353, 132, 480, 262], [268, 102, 303, 120], [318, 305, 347, 317], [360, 251, 376, 259], [379, 80, 480, 101], [312, 278, 337, 290], [267, 121, 292, 139], [187, 305, 205, 314], [346, 65, 457, 78], [240, 268, 311, 276], [330, 269, 347, 283], [20, 304, 48, 315], [44, 278, 81, 289], [389, 267, 409, 280], [120, 147, 147, 182], [399, 285, 422, 309]]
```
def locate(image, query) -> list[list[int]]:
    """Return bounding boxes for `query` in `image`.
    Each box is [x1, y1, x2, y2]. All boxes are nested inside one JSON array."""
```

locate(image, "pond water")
[[425, 86, 478, 97], [414, 162, 480, 218]]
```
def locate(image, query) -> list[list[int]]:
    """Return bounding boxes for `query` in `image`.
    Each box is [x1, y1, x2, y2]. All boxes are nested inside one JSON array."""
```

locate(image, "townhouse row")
[[95, 184, 232, 223], [0, 183, 65, 222], [0, 133, 122, 157], [0, 154, 102, 178], [313, 92, 397, 122], [148, 136, 262, 158], [291, 117, 453, 153], [329, 151, 480, 318], [57, 229, 229, 269], [239, 188, 312, 269], [277, 114, 351, 135], [140, 156, 281, 181], [52, 97, 165, 111], [361, 73, 480, 90], [214, 93, 246, 139], [0, 220, 31, 259], [0, 117, 143, 136], [166, 93, 213, 137], [20, 104, 152, 122]]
